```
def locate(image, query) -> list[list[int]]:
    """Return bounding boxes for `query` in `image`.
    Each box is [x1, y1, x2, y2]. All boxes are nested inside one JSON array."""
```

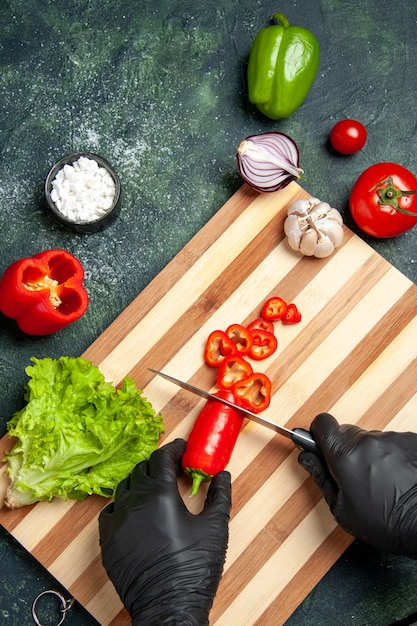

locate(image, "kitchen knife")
[[148, 368, 320, 454]]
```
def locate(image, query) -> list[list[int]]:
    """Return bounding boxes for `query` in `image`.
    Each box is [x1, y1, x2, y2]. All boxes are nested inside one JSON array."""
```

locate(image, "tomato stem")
[[376, 176, 417, 216]]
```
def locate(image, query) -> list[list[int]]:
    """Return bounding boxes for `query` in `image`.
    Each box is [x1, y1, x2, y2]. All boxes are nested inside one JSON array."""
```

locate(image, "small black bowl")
[[45, 152, 122, 233]]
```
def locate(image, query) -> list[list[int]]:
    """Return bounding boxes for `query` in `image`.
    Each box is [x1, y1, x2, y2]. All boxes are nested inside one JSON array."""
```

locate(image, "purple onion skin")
[[236, 131, 303, 193]]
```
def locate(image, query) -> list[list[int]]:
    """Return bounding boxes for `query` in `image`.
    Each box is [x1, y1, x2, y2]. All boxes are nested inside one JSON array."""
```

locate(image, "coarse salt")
[[50, 156, 116, 223]]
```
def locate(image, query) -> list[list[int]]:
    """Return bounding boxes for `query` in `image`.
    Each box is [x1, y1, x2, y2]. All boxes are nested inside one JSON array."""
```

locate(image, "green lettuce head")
[[4, 356, 164, 508]]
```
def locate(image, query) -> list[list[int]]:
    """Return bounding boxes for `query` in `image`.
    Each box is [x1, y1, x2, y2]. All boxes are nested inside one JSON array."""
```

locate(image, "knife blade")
[[148, 368, 320, 454]]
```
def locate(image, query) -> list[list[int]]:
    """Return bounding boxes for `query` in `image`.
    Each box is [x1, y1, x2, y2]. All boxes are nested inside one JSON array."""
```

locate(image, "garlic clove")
[[287, 197, 321, 216], [284, 214, 303, 249], [330, 208, 344, 225], [309, 201, 332, 220], [325, 220, 345, 247], [313, 235, 336, 258], [299, 229, 319, 256]]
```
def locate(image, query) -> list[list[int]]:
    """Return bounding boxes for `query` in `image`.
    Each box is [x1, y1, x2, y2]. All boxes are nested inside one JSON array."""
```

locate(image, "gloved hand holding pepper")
[[298, 413, 417, 559], [99, 438, 231, 626]]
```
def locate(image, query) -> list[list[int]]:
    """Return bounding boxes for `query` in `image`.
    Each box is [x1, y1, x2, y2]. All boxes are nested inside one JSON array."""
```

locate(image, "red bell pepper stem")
[[182, 389, 244, 495], [0, 249, 89, 335]]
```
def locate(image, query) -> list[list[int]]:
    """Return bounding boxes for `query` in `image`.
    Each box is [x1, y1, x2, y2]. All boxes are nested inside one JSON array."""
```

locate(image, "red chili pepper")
[[204, 329, 237, 367], [217, 354, 253, 389], [247, 317, 275, 334], [282, 303, 302, 324], [182, 389, 244, 495], [225, 323, 253, 355], [0, 249, 89, 335], [232, 372, 271, 413], [261, 296, 288, 321], [249, 329, 278, 360]]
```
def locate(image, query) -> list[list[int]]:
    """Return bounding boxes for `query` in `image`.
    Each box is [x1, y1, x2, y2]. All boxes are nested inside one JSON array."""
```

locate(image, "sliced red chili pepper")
[[217, 354, 253, 390], [282, 303, 302, 324], [182, 389, 244, 495], [0, 249, 89, 335], [261, 296, 288, 321], [204, 329, 237, 367], [249, 329, 278, 360], [232, 372, 271, 413], [225, 323, 253, 355], [247, 317, 275, 334]]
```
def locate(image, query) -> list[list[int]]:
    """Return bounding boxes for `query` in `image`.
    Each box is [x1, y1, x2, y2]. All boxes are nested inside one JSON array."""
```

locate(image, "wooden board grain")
[[1, 182, 417, 625]]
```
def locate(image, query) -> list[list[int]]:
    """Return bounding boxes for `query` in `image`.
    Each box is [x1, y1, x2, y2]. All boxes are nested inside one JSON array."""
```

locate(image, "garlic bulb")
[[284, 197, 344, 258]]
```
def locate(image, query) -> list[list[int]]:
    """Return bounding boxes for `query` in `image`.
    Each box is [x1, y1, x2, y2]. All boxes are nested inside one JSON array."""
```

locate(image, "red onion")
[[236, 131, 304, 192]]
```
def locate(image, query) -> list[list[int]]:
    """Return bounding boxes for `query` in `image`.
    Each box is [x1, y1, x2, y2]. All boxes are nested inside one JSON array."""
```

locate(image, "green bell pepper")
[[247, 13, 320, 120]]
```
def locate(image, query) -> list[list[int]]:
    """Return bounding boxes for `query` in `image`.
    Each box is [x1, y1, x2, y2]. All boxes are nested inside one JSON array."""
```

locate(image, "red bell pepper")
[[182, 389, 244, 495], [249, 329, 278, 360], [216, 354, 253, 389], [247, 317, 274, 334], [0, 249, 89, 335], [204, 329, 237, 367], [225, 323, 253, 355], [232, 372, 271, 413], [261, 296, 288, 320], [282, 303, 302, 324]]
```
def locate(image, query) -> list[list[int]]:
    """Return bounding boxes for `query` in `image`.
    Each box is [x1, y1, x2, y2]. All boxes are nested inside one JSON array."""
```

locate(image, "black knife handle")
[[291, 428, 321, 454]]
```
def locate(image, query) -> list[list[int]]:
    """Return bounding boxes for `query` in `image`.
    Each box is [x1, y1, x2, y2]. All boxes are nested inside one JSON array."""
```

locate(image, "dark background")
[[1, 1, 416, 623]]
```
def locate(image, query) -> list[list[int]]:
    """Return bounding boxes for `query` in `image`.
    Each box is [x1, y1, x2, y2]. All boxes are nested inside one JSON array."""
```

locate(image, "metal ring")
[[32, 590, 74, 626]]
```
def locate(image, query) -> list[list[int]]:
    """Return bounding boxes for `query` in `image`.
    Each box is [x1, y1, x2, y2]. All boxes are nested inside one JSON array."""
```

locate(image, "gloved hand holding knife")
[[298, 412, 417, 559], [99, 374, 417, 626]]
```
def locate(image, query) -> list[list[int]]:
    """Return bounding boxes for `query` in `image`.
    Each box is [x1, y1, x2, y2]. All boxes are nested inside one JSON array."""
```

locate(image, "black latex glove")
[[298, 413, 417, 559], [99, 438, 231, 626]]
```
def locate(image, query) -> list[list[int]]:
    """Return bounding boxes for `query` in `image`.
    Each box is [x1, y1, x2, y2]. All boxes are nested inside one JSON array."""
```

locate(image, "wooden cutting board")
[[1, 182, 417, 625]]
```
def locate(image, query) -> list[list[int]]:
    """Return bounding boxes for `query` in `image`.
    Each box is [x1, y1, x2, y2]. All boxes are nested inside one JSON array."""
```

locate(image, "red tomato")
[[349, 162, 417, 238], [330, 119, 367, 155]]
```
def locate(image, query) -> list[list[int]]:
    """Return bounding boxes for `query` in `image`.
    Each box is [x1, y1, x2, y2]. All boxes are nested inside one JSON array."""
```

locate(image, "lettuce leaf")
[[4, 356, 164, 508]]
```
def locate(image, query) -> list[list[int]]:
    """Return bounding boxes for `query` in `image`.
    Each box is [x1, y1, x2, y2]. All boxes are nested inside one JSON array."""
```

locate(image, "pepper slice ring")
[[32, 590, 74, 626]]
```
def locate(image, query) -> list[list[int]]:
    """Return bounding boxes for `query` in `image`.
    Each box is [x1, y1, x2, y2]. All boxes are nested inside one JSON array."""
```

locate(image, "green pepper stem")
[[271, 13, 290, 28], [185, 467, 212, 496]]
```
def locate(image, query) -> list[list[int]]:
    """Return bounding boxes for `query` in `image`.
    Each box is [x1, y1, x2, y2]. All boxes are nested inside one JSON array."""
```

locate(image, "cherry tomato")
[[330, 119, 367, 155], [349, 162, 417, 238]]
